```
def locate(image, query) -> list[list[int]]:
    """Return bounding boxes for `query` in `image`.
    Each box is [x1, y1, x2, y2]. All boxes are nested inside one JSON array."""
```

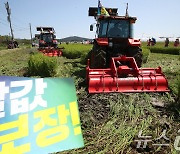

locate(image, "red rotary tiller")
[[38, 47, 63, 57], [86, 56, 170, 93]]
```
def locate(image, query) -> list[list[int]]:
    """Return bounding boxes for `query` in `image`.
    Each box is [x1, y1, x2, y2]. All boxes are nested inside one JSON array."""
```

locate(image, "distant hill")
[[59, 36, 93, 42]]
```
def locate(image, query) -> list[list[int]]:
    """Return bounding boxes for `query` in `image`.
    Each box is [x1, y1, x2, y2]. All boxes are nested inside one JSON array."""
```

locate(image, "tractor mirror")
[[90, 25, 93, 31]]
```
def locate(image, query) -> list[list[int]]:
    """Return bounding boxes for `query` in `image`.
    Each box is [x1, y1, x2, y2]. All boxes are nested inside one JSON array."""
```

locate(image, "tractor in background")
[[7, 40, 19, 49], [36, 27, 63, 57]]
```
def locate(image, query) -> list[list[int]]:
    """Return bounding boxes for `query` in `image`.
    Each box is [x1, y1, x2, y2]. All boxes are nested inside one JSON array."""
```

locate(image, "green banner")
[[0, 76, 84, 154]]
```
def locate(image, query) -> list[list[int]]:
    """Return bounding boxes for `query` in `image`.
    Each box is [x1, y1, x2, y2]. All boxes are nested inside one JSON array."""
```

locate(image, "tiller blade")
[[38, 47, 63, 57], [86, 56, 170, 93]]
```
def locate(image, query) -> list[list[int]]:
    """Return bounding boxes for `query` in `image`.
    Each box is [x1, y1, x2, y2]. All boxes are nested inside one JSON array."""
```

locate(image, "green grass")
[[0, 48, 35, 76], [57, 44, 179, 154], [60, 43, 151, 64], [0, 46, 6, 51], [141, 41, 180, 55], [27, 52, 58, 77], [149, 47, 180, 55], [141, 41, 177, 48], [60, 43, 92, 59], [0, 44, 179, 154], [83, 94, 153, 153], [143, 53, 180, 96], [142, 47, 150, 63], [177, 76, 180, 101]]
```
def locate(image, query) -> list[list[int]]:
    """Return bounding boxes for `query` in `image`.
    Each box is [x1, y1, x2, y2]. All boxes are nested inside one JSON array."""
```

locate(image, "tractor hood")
[[98, 15, 137, 23], [95, 38, 141, 47]]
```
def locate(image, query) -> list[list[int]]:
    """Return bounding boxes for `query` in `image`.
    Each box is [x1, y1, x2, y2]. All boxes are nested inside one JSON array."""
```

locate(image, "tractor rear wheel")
[[128, 47, 142, 68], [90, 44, 106, 68]]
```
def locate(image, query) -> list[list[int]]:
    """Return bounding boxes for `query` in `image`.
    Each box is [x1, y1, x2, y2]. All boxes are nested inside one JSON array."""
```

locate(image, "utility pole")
[[29, 23, 33, 44], [5, 2, 14, 41], [125, 3, 129, 17]]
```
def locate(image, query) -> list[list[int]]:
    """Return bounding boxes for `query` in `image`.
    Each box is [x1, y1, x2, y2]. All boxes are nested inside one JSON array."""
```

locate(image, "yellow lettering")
[[57, 105, 70, 125], [0, 141, 30, 154], [34, 107, 57, 132], [69, 102, 81, 135], [0, 114, 28, 144], [36, 125, 69, 147], [69, 102, 80, 126]]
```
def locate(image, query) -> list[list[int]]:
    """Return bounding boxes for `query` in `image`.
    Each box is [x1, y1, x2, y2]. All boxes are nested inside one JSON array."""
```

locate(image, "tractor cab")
[[39, 33, 55, 44], [97, 16, 136, 39], [88, 7, 142, 68], [37, 27, 58, 48], [86, 4, 169, 94], [95, 16, 138, 53]]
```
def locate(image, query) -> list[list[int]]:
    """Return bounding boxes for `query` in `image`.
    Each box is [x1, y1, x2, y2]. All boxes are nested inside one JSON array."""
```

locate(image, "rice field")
[[0, 43, 179, 153]]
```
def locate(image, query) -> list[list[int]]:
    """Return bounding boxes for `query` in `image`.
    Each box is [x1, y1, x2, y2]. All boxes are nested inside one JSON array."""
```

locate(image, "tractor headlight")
[[109, 42, 113, 47], [39, 40, 45, 44], [53, 40, 58, 44]]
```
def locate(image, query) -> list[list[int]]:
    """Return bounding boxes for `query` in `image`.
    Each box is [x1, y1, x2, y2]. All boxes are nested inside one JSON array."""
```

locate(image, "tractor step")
[[38, 47, 63, 57], [86, 56, 170, 93]]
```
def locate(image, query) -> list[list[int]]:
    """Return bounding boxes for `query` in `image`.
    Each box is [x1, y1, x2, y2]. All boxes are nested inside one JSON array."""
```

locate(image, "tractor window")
[[40, 34, 53, 43], [107, 20, 129, 38], [98, 20, 108, 38]]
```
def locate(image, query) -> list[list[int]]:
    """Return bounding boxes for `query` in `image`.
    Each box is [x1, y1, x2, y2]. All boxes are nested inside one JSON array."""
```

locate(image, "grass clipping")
[[142, 48, 150, 63], [149, 47, 180, 55], [27, 53, 58, 77]]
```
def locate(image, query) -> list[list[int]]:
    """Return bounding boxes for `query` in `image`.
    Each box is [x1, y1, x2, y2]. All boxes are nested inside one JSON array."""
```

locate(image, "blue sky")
[[0, 0, 180, 40]]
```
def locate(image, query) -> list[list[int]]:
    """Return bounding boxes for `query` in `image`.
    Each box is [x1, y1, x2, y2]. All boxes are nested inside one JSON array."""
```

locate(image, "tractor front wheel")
[[90, 44, 106, 68], [128, 47, 142, 68]]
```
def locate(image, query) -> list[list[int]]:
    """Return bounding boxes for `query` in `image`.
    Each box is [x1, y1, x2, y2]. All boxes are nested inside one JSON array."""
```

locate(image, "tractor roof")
[[89, 7, 118, 16], [36, 27, 55, 33], [98, 15, 137, 22], [35, 34, 40, 38], [89, 7, 137, 23]]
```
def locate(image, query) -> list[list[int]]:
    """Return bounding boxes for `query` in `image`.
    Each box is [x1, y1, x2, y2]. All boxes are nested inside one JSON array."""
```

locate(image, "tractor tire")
[[86, 50, 92, 61], [128, 47, 142, 68], [90, 44, 106, 68]]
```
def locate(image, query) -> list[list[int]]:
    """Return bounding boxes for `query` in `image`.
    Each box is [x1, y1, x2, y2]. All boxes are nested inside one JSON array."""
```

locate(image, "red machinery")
[[86, 56, 169, 93], [38, 47, 63, 57], [86, 4, 169, 93], [36, 27, 63, 57]]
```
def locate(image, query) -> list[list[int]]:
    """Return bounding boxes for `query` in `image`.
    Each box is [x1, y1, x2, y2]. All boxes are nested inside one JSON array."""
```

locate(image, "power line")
[[0, 21, 9, 27], [0, 18, 7, 22], [12, 23, 28, 30], [0, 19, 8, 25], [0, 10, 29, 29], [1, 17, 28, 31], [13, 28, 29, 32], [0, 5, 6, 15], [0, 2, 30, 38], [11, 14, 27, 25]]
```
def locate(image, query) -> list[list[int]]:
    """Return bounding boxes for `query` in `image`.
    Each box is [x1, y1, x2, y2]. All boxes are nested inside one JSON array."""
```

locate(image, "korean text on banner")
[[0, 76, 84, 154]]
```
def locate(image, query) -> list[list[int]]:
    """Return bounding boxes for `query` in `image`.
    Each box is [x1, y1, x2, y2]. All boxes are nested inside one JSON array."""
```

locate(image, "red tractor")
[[36, 27, 63, 57], [7, 40, 19, 49], [86, 7, 169, 93], [88, 7, 142, 68]]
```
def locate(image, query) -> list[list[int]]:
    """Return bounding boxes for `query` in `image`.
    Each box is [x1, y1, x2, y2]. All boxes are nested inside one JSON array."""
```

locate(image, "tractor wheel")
[[90, 44, 106, 68], [86, 50, 92, 61], [128, 47, 142, 68]]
